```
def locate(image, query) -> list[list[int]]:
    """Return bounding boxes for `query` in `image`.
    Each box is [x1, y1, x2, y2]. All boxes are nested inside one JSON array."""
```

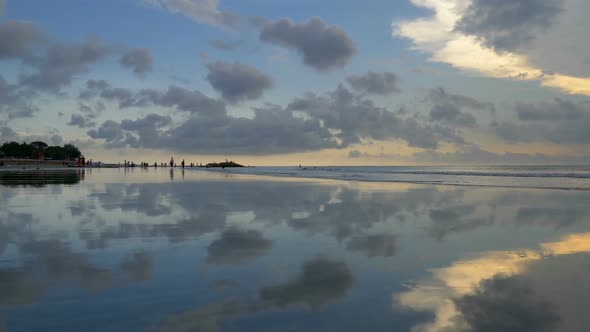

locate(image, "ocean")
[[203, 165, 590, 190], [0, 167, 589, 331]]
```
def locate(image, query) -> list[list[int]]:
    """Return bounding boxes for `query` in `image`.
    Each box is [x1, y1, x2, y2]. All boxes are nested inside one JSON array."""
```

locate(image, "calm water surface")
[[1, 168, 590, 331]]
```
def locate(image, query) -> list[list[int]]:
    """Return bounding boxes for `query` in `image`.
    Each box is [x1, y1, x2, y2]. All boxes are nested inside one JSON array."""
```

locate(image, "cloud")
[[206, 228, 272, 265], [143, 0, 240, 30], [425, 87, 497, 128], [348, 150, 368, 158], [68, 114, 96, 128], [491, 98, 590, 144], [346, 234, 397, 257], [0, 126, 65, 147], [456, 0, 564, 52], [260, 17, 356, 71], [0, 0, 4, 15], [413, 144, 590, 164], [208, 39, 238, 51], [346, 71, 400, 95], [515, 98, 589, 121], [85, 82, 466, 154], [0, 21, 110, 94], [80, 81, 227, 119], [0, 21, 47, 60], [394, 0, 590, 96], [0, 74, 37, 119], [119, 48, 153, 77], [259, 258, 355, 310], [19, 37, 110, 92], [87, 120, 126, 147], [87, 114, 173, 149], [428, 87, 496, 113], [205, 61, 274, 103], [287, 85, 464, 149], [430, 104, 477, 127]]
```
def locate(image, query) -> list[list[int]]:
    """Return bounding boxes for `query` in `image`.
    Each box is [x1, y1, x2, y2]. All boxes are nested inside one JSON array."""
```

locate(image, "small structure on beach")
[[205, 160, 244, 168]]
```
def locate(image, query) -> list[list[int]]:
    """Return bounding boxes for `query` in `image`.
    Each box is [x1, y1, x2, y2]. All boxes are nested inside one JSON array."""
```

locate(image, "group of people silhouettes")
[[121, 157, 203, 168]]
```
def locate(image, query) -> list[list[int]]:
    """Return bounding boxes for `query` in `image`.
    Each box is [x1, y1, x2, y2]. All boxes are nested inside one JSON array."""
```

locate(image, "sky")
[[2, 0, 590, 165]]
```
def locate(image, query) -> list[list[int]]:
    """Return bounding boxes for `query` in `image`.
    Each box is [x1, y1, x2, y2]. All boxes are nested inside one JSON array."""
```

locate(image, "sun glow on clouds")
[[394, 0, 590, 96], [396, 232, 590, 332]]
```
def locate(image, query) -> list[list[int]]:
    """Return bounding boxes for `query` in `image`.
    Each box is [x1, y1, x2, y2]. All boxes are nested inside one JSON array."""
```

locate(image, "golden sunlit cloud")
[[394, 0, 590, 96]]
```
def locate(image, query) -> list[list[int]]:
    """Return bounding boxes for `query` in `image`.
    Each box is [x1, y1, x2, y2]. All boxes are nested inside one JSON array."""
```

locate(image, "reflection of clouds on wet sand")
[[4, 172, 590, 331], [121, 251, 153, 282], [0, 240, 111, 305], [346, 233, 397, 257], [259, 258, 355, 310], [396, 232, 590, 332], [150, 258, 355, 332], [206, 228, 273, 265]]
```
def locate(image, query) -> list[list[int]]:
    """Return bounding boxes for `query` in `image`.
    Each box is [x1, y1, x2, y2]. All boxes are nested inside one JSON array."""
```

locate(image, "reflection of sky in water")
[[1, 169, 590, 331]]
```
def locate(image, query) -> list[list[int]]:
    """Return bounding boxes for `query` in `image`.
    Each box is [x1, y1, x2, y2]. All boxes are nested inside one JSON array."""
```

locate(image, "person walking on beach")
[[181, 159, 185, 168], [169, 157, 174, 168]]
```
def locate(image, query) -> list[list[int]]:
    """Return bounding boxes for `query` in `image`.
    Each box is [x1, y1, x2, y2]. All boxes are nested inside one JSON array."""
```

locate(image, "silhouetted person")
[[169, 157, 174, 168], [181, 159, 185, 168]]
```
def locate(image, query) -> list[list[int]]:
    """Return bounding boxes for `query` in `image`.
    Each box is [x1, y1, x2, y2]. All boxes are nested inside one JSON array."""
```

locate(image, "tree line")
[[0, 141, 82, 160]]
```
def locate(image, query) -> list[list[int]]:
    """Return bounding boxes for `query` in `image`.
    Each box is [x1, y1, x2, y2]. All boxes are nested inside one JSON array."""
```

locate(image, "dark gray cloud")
[[413, 144, 590, 165], [19, 37, 110, 92], [206, 228, 272, 265], [260, 17, 356, 70], [346, 234, 397, 257], [515, 98, 589, 121], [119, 48, 153, 77], [208, 39, 238, 51], [87, 120, 126, 147], [80, 81, 227, 120], [456, 0, 564, 52], [87, 114, 172, 149], [348, 150, 368, 159], [430, 104, 477, 127], [454, 275, 562, 332], [426, 87, 497, 128], [79, 100, 106, 119], [288, 85, 464, 149], [0, 74, 37, 119], [86, 83, 465, 154], [428, 87, 496, 113], [0, 21, 47, 60], [346, 71, 400, 95], [0, 20, 110, 93], [205, 61, 273, 103], [0, 126, 64, 147], [0, 125, 16, 138], [68, 114, 96, 128], [259, 258, 355, 310], [492, 99, 590, 144]]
